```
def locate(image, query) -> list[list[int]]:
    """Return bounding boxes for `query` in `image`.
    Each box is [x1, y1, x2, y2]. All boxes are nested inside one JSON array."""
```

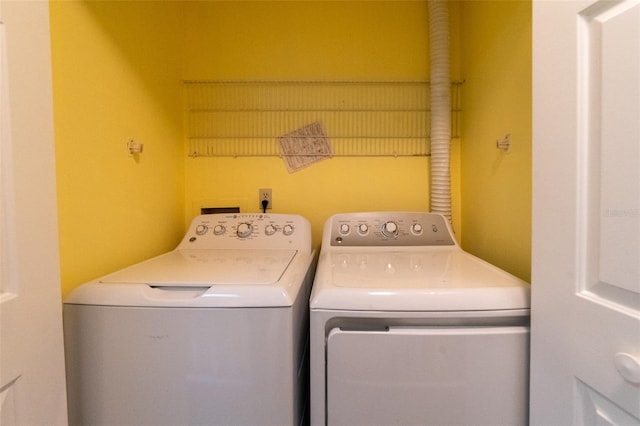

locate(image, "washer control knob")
[[265, 224, 277, 236], [339, 224, 350, 235], [381, 221, 398, 238], [236, 222, 253, 238], [411, 223, 423, 235], [283, 224, 294, 236], [358, 223, 369, 235], [213, 224, 225, 235], [195, 224, 208, 235]]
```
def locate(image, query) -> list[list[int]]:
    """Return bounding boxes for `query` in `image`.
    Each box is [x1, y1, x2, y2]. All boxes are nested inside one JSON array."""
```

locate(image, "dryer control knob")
[[358, 223, 369, 235], [195, 224, 208, 235], [339, 224, 350, 235], [411, 223, 423, 235], [283, 224, 294, 236], [213, 225, 225, 235], [381, 221, 398, 238], [236, 222, 253, 238], [265, 224, 277, 236]]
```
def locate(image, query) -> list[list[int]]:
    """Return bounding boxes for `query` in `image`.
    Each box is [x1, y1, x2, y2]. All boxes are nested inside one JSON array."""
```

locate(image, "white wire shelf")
[[184, 80, 462, 158]]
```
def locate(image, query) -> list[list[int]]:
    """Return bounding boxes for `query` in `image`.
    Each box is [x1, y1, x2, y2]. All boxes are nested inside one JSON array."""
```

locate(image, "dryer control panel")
[[327, 212, 456, 247], [179, 213, 312, 252]]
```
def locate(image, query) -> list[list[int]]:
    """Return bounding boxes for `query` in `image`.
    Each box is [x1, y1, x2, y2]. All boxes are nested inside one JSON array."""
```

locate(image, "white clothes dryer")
[[64, 213, 315, 426], [310, 212, 530, 426]]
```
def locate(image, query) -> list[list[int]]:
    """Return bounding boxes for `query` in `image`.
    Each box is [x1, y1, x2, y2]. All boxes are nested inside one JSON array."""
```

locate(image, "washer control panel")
[[179, 213, 312, 251], [328, 212, 456, 247]]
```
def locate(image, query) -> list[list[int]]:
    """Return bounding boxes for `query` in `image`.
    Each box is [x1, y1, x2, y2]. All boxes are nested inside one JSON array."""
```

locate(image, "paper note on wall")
[[277, 121, 332, 173]]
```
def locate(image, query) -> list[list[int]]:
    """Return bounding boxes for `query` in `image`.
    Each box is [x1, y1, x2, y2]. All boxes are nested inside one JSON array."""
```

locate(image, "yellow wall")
[[459, 0, 532, 281], [182, 1, 429, 80], [50, 0, 532, 296], [182, 1, 461, 248], [50, 1, 185, 296]]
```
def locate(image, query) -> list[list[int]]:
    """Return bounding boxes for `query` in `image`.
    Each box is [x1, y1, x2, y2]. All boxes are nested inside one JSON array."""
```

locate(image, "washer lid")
[[310, 248, 530, 311], [64, 248, 311, 308], [100, 249, 297, 286]]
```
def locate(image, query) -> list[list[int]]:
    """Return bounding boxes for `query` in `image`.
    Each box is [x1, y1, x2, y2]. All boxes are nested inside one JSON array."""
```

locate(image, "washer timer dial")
[[236, 222, 253, 238]]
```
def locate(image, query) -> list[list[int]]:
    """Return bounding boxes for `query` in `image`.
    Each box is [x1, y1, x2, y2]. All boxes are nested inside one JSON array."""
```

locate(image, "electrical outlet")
[[259, 188, 272, 210]]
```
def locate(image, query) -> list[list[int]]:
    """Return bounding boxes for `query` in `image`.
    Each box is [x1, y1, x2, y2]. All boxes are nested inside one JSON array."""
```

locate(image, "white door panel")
[[577, 381, 640, 425], [532, 0, 640, 424], [580, 0, 640, 302]]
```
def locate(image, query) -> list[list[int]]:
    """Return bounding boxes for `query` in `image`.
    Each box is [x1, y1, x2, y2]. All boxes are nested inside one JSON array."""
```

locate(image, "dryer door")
[[326, 326, 529, 426]]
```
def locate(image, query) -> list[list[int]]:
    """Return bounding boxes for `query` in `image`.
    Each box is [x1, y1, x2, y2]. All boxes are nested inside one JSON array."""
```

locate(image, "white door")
[[0, 2, 68, 425], [0, 21, 20, 424], [531, 0, 640, 424]]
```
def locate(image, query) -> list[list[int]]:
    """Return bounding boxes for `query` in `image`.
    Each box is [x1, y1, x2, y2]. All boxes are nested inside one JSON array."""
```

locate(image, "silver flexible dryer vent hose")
[[428, 0, 452, 223]]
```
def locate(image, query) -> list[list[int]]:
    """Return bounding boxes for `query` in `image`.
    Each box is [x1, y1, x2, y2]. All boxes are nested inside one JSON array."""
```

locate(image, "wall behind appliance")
[[48, 0, 532, 296], [50, 1, 185, 296], [459, 0, 532, 282], [181, 0, 463, 247]]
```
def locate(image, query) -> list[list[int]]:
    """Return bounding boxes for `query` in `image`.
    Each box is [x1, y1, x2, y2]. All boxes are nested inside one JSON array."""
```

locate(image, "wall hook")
[[496, 134, 511, 152], [128, 139, 144, 155]]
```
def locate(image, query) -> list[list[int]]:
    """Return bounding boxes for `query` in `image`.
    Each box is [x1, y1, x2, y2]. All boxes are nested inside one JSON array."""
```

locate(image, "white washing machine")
[[310, 212, 530, 426], [64, 213, 315, 426]]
